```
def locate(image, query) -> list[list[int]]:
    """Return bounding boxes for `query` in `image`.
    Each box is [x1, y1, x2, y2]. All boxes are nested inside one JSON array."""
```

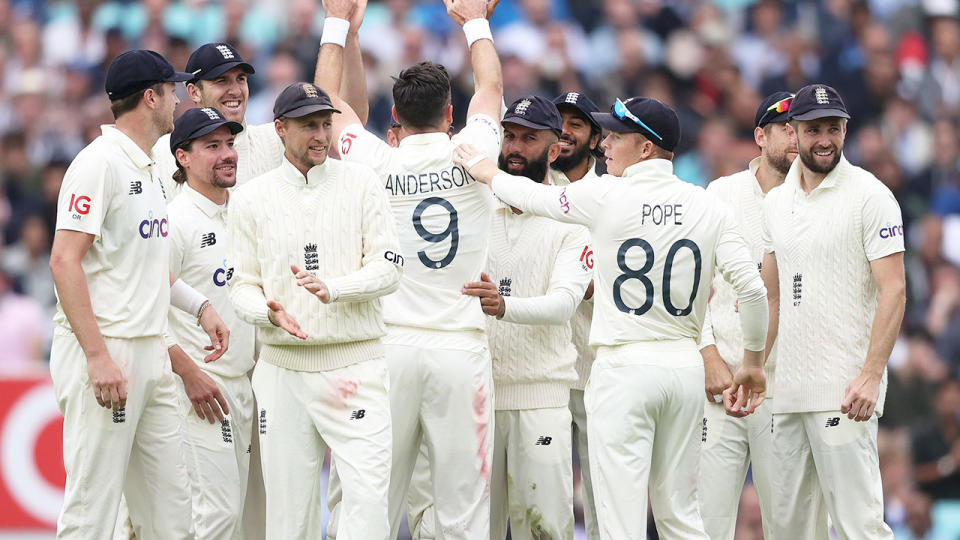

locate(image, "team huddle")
[[47, 0, 907, 539]]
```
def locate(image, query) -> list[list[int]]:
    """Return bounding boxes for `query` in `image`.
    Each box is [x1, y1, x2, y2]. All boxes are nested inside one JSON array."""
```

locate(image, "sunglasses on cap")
[[612, 98, 663, 141], [757, 95, 794, 127]]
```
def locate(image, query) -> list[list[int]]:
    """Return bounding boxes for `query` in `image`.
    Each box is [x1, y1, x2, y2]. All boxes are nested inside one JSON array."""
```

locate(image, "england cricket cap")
[[788, 84, 850, 121], [553, 92, 601, 132], [186, 42, 255, 83], [755, 91, 795, 127], [592, 97, 681, 153], [273, 82, 341, 120], [105, 50, 192, 100], [170, 107, 243, 153], [502, 96, 562, 137]]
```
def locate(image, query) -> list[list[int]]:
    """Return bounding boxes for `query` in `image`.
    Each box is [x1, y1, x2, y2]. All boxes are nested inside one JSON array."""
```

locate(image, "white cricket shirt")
[[490, 159, 767, 353], [337, 115, 501, 333], [167, 184, 254, 378], [762, 155, 904, 415], [154, 121, 284, 200], [54, 125, 170, 338], [699, 158, 777, 396]]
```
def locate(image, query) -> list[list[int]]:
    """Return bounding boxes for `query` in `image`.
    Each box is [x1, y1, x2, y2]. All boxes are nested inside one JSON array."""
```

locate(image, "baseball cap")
[[591, 97, 681, 153], [186, 42, 255, 83], [170, 107, 244, 153], [553, 92, 601, 132], [273, 82, 341, 120], [105, 50, 192, 100], [788, 84, 850, 121], [755, 91, 795, 127], [502, 96, 562, 136]]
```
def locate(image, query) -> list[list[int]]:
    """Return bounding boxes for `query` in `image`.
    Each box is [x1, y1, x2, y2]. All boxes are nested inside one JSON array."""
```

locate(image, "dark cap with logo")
[[788, 84, 850, 121], [273, 82, 341, 120], [186, 42, 255, 83], [755, 91, 795, 127], [170, 107, 243, 153], [591, 97, 681, 153], [502, 96, 562, 136], [553, 92, 601, 132], [105, 50, 192, 100]]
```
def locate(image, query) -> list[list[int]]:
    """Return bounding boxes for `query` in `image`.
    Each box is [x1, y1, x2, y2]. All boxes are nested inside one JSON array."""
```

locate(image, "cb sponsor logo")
[[213, 259, 234, 287]]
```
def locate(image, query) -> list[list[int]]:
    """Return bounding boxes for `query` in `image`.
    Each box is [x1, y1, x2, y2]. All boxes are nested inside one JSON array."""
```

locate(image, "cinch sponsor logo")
[[879, 222, 903, 239], [559, 188, 570, 214], [68, 194, 91, 216], [213, 259, 234, 287], [138, 210, 168, 239]]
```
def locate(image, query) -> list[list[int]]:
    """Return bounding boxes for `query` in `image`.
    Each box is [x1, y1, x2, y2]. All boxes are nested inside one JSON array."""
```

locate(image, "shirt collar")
[[747, 157, 763, 197], [399, 132, 451, 147], [101, 125, 154, 170], [622, 158, 674, 180], [279, 155, 330, 187], [785, 154, 850, 193], [182, 183, 225, 218]]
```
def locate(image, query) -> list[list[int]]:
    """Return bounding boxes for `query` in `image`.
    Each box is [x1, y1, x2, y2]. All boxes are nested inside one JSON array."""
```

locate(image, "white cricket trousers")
[[405, 437, 436, 538], [569, 389, 599, 540], [50, 329, 193, 540], [585, 340, 709, 540], [697, 398, 776, 540], [490, 407, 574, 540], [769, 411, 893, 540], [252, 358, 392, 540], [178, 372, 254, 540]]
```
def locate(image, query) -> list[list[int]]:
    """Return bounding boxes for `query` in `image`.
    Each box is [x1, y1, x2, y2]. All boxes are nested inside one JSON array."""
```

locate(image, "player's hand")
[[321, 0, 355, 21], [724, 365, 765, 418], [346, 0, 367, 33], [87, 351, 127, 411], [180, 363, 229, 424], [701, 345, 733, 403], [453, 144, 498, 184], [267, 300, 308, 339], [291, 264, 332, 303], [199, 304, 230, 363], [443, 0, 499, 25], [462, 272, 505, 318], [841, 372, 881, 422]]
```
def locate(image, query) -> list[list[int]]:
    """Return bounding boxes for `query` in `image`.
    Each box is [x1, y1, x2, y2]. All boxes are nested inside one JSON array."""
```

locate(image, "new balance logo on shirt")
[[535, 436, 552, 446], [129, 181, 142, 195], [201, 232, 217, 248], [350, 409, 366, 420], [825, 417, 840, 427], [113, 408, 126, 424]]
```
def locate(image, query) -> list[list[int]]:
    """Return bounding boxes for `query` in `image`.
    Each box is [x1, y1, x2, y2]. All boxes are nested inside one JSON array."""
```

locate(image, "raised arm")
[[444, 0, 503, 121], [315, 0, 366, 143]]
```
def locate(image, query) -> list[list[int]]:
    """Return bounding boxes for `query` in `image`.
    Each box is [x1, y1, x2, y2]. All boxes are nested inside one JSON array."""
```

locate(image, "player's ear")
[[175, 147, 189, 169], [589, 131, 601, 151], [754, 126, 765, 149], [274, 118, 286, 139], [186, 82, 203, 106], [391, 106, 400, 125], [444, 104, 453, 125], [547, 140, 562, 164]]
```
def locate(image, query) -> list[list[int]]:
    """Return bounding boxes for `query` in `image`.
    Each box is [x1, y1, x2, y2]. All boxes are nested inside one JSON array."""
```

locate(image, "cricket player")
[[313, 0, 503, 537], [760, 84, 904, 539], [153, 42, 284, 198], [459, 95, 590, 539], [49, 49, 230, 539], [227, 81, 402, 539], [548, 90, 603, 540], [166, 106, 254, 539], [696, 91, 797, 540], [453, 96, 769, 540]]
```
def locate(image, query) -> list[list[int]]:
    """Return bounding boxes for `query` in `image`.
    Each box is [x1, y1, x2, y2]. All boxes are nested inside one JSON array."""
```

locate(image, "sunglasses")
[[757, 95, 794, 127], [612, 98, 662, 141]]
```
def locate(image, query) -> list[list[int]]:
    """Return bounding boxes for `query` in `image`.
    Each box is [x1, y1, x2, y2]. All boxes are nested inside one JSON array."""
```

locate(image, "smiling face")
[[793, 117, 846, 175], [189, 66, 249, 123], [176, 125, 238, 189], [498, 122, 558, 183], [276, 111, 333, 174], [551, 108, 599, 173], [757, 121, 798, 176]]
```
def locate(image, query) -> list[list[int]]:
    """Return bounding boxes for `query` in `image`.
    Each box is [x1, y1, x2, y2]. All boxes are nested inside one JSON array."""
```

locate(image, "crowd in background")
[[1, 0, 960, 537]]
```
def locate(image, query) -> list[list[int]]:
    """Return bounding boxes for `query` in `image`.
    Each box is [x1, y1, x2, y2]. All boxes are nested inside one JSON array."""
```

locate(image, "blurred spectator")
[[730, 0, 790, 89], [4, 213, 53, 313], [41, 0, 105, 68], [0, 265, 46, 375], [883, 329, 947, 428], [911, 377, 960, 499]]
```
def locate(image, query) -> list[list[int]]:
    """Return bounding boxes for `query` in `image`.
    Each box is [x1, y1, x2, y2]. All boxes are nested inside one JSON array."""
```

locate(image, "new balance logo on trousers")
[[350, 409, 366, 420], [825, 417, 840, 427]]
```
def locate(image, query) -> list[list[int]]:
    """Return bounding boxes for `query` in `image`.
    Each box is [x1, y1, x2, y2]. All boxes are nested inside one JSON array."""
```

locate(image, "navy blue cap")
[[755, 91, 795, 127], [502, 96, 562, 136], [186, 42, 255, 83], [170, 107, 243, 153], [553, 92, 601, 132], [105, 50, 192, 100], [592, 97, 681, 153], [273, 82, 340, 120], [788, 84, 850, 121]]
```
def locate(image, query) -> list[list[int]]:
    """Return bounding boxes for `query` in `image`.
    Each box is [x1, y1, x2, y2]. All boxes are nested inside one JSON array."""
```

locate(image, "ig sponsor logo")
[[879, 222, 903, 239], [579, 245, 594, 270], [138, 210, 169, 239], [68, 194, 91, 217], [213, 259, 234, 287]]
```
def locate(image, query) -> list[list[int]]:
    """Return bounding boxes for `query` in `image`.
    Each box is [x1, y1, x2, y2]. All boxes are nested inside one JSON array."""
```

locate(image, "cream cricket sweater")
[[228, 157, 402, 372], [486, 207, 592, 410]]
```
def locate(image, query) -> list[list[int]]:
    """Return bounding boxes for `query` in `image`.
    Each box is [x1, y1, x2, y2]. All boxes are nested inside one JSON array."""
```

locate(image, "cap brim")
[[556, 102, 601, 130], [277, 104, 342, 119], [590, 112, 637, 133], [165, 71, 194, 83], [502, 117, 561, 136], [789, 108, 851, 121], [196, 61, 256, 81]]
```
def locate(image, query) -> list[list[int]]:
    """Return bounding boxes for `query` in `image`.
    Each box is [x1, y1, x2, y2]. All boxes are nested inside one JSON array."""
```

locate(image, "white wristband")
[[463, 18, 493, 48], [321, 17, 350, 47], [170, 278, 207, 318]]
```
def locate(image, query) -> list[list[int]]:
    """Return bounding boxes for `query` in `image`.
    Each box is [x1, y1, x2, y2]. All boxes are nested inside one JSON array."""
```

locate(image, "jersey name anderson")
[[384, 165, 477, 197]]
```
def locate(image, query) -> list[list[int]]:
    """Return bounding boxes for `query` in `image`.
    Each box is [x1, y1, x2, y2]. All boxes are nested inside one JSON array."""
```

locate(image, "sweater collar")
[[279, 156, 331, 187]]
